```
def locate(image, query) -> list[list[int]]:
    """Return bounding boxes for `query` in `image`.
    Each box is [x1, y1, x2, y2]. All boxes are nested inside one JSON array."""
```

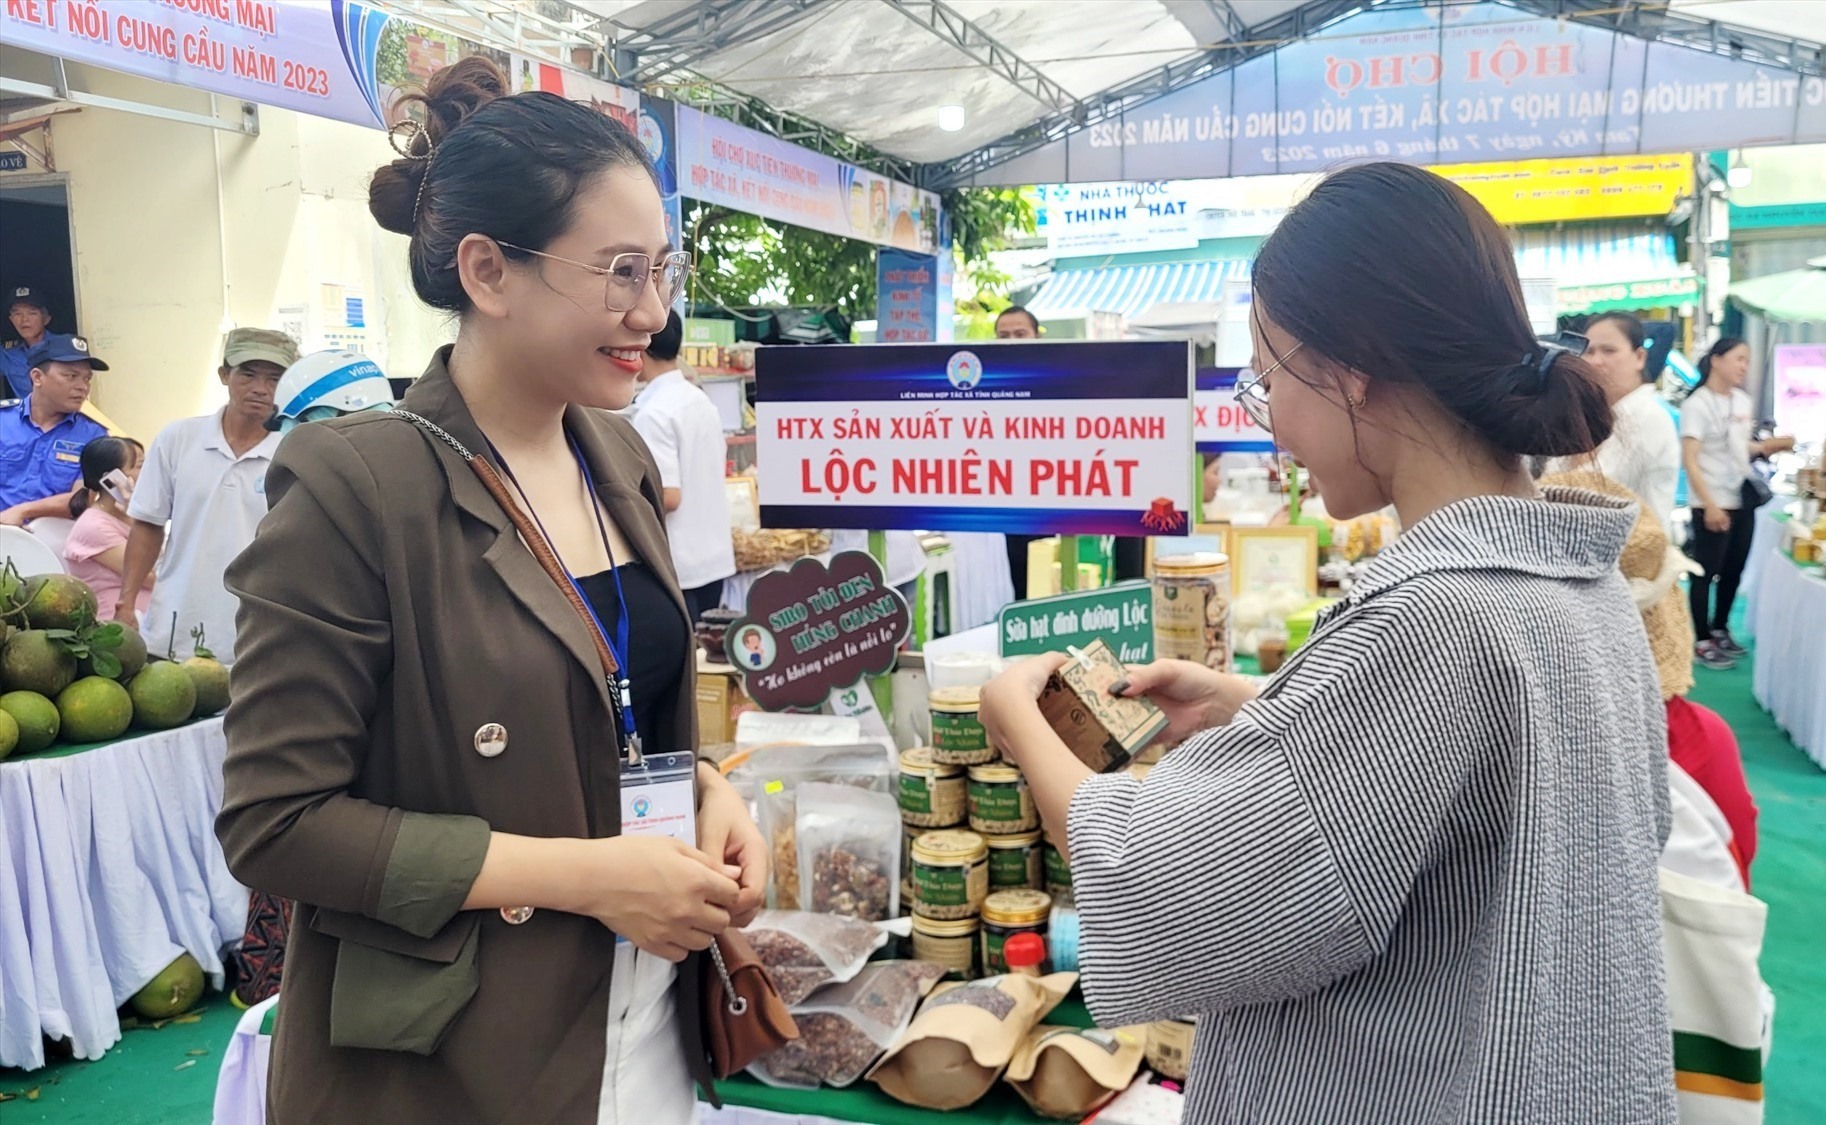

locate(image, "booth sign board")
[[756, 341, 1195, 538]]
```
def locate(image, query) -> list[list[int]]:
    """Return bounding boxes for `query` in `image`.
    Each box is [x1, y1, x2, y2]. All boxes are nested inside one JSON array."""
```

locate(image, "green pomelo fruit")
[[23, 574, 98, 631], [129, 953, 206, 1020], [0, 691, 60, 755], [180, 656, 231, 718], [2, 630, 77, 697], [128, 662, 197, 730], [57, 676, 134, 744]]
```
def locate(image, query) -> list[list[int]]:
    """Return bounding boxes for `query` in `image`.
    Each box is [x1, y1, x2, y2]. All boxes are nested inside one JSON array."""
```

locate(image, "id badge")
[[619, 750, 697, 845], [615, 750, 699, 945]]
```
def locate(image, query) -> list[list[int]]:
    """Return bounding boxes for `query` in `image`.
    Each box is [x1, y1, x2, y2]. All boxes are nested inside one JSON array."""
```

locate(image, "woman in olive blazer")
[[218, 59, 763, 1124]]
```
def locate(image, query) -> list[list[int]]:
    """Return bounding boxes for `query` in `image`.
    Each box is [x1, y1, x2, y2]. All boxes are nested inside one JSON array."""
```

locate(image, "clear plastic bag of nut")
[[747, 961, 948, 1089], [740, 909, 892, 1006], [748, 744, 895, 910], [796, 782, 901, 922]]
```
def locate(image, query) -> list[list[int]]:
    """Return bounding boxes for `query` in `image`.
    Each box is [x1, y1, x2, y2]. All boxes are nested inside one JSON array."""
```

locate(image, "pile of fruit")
[[0, 564, 230, 761]]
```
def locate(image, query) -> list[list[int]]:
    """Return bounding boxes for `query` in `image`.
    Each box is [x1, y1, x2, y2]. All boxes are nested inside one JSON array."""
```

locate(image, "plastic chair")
[[28, 516, 76, 561], [1, 525, 65, 576]]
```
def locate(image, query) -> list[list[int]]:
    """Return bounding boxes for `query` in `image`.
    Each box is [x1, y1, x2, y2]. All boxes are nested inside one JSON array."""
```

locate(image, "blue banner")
[[639, 95, 683, 251], [876, 248, 939, 343], [1005, 1, 1826, 183], [1194, 368, 1275, 454]]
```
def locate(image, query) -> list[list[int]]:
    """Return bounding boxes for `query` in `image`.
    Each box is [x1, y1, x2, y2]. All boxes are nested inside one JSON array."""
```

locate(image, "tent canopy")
[[1730, 257, 1826, 324], [553, 0, 1826, 185], [392, 2, 1826, 188]]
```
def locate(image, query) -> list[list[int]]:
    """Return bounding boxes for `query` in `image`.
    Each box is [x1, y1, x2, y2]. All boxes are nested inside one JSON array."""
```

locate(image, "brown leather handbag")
[[394, 411, 797, 1075], [705, 929, 799, 1078]]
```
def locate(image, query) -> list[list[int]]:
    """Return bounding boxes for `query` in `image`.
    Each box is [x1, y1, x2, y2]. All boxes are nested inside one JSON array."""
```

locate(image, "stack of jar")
[[903, 686, 1073, 979]]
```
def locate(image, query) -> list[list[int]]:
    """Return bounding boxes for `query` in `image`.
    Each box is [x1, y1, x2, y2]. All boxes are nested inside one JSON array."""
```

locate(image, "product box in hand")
[[1037, 639, 1169, 773]]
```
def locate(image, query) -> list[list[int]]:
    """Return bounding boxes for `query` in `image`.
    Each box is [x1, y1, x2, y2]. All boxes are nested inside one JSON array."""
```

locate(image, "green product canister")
[[985, 830, 1044, 891], [929, 687, 997, 766]]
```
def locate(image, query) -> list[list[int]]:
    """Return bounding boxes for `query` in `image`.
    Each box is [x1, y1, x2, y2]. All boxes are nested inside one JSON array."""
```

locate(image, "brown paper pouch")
[[867, 971, 1077, 1110], [1005, 1024, 1147, 1119]]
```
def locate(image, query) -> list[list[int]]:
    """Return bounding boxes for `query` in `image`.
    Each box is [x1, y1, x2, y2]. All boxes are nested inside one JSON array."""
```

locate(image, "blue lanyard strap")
[[485, 435, 641, 760]]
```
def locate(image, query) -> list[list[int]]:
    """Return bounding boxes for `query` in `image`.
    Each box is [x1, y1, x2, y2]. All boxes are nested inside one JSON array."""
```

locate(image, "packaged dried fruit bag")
[[747, 961, 947, 1089], [795, 781, 901, 922], [868, 971, 1078, 1110], [748, 744, 893, 909], [740, 909, 891, 1006]]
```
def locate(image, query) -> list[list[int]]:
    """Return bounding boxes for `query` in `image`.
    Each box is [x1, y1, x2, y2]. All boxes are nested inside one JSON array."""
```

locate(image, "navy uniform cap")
[[26, 332, 110, 371]]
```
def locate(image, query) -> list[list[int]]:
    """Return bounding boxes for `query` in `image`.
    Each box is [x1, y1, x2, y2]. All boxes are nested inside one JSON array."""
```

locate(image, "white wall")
[[0, 55, 453, 441]]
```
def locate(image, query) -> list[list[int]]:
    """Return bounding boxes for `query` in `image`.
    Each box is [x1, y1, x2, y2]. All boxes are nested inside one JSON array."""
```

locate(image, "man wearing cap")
[[1, 287, 54, 400], [0, 333, 110, 526], [115, 328, 298, 664]]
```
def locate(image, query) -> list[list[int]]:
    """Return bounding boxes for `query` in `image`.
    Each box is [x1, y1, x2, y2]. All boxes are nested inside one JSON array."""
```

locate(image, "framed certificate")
[[1230, 525, 1319, 596], [725, 476, 760, 533]]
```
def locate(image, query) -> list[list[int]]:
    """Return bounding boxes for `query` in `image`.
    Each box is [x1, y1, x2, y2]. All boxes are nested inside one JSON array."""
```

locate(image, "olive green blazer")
[[218, 347, 712, 1124]]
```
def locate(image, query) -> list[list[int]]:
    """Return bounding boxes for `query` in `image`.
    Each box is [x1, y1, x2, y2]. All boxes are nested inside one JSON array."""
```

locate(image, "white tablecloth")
[[0, 718, 247, 1069], [1751, 552, 1826, 770], [212, 995, 276, 1125], [1739, 505, 1790, 640]]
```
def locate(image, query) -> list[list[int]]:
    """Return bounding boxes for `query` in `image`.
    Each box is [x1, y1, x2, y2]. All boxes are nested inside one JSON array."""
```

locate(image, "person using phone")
[[62, 436, 153, 619]]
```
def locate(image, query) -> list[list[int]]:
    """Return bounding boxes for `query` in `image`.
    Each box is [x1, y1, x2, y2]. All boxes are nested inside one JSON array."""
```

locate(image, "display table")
[[211, 991, 1098, 1125], [0, 718, 247, 1069], [1750, 547, 1826, 770], [212, 996, 277, 1125], [1739, 505, 1791, 641]]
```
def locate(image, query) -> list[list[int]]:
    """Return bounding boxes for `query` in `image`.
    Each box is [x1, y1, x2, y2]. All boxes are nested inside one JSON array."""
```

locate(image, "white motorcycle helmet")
[[267, 349, 395, 433]]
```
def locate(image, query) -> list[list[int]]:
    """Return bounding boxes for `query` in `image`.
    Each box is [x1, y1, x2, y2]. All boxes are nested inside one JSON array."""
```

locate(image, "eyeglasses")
[[1233, 342, 1304, 433], [495, 242, 693, 311]]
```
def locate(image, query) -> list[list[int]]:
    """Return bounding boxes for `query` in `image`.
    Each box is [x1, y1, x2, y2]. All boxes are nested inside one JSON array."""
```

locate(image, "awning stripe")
[[1026, 225, 1680, 322]]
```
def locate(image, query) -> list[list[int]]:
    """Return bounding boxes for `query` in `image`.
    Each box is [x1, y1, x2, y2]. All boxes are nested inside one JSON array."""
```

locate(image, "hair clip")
[[412, 171, 432, 229], [388, 118, 434, 161], [1524, 332, 1588, 392]]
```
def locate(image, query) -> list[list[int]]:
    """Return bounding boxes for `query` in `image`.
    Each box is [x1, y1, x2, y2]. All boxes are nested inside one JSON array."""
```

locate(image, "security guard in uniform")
[[0, 332, 110, 526], [2, 287, 54, 400]]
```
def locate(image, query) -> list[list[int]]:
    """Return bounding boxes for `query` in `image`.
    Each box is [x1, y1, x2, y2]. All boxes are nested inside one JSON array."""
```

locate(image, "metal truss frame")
[[604, 0, 830, 87], [881, 0, 1081, 113]]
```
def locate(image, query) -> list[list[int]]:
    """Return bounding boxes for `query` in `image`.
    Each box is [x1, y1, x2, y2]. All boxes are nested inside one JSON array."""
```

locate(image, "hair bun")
[[368, 157, 426, 235], [417, 55, 507, 147], [367, 56, 506, 236]]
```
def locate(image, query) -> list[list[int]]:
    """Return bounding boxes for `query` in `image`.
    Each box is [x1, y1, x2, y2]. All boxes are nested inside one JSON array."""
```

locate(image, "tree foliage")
[[686, 186, 1036, 326]]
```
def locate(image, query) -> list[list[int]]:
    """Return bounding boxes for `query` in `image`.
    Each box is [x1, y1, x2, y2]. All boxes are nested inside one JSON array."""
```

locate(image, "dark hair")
[[69, 436, 141, 517], [1586, 312, 1646, 352], [1697, 336, 1748, 381], [648, 310, 683, 361], [369, 56, 658, 313], [1251, 162, 1611, 460], [996, 305, 1041, 333]]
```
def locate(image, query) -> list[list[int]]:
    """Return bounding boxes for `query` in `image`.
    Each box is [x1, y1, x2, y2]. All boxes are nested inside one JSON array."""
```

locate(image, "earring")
[[1347, 392, 1367, 409]]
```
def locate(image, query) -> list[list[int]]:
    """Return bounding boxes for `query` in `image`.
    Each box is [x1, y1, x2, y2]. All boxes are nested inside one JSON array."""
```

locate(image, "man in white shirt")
[[115, 327, 298, 664], [632, 312, 736, 623], [1547, 313, 1680, 530]]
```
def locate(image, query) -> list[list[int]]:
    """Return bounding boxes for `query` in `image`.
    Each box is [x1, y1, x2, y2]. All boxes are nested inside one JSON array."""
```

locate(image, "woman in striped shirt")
[[981, 162, 1676, 1123]]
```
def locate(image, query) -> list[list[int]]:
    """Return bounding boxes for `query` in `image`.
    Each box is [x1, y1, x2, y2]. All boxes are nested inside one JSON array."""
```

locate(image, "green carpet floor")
[[4, 627, 1822, 1123]]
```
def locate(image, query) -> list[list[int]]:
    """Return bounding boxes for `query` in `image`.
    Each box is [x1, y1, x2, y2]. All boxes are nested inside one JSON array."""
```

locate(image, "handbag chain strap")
[[708, 939, 749, 1017]]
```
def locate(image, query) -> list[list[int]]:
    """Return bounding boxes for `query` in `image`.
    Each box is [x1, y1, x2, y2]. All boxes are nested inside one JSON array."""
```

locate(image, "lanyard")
[[486, 436, 641, 761]]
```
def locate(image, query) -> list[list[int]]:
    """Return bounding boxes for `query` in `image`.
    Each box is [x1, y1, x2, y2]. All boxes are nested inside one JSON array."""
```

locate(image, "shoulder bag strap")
[[392, 410, 621, 681]]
